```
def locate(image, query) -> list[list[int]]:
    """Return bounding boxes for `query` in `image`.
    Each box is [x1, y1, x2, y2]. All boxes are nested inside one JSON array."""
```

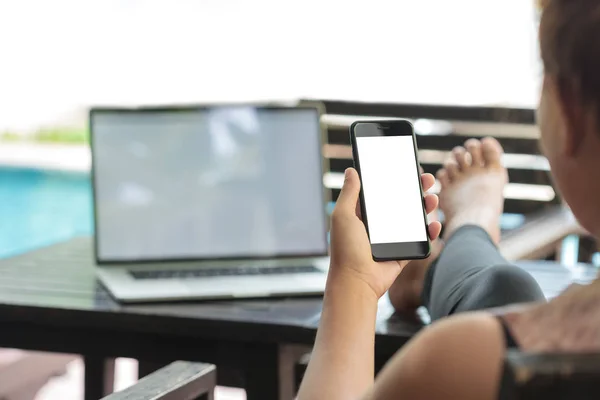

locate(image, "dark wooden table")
[[0, 238, 595, 400], [0, 238, 423, 400]]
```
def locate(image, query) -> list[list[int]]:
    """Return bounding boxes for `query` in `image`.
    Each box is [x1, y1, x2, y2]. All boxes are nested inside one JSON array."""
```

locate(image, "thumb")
[[336, 168, 361, 213]]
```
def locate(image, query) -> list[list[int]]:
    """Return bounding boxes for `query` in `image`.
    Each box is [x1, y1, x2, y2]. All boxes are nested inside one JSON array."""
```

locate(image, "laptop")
[[91, 105, 330, 303]]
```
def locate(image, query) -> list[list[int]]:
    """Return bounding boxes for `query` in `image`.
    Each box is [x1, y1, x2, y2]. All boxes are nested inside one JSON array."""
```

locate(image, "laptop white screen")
[[91, 106, 328, 262]]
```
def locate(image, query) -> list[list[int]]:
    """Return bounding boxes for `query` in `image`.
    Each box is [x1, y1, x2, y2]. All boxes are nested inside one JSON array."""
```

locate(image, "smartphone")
[[350, 120, 431, 261]]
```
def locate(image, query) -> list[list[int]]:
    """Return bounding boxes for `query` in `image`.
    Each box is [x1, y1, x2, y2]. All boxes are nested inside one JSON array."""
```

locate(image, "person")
[[297, 0, 600, 399]]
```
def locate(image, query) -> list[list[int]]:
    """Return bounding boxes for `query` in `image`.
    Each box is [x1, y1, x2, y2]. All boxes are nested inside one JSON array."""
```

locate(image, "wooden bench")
[[101, 361, 216, 400]]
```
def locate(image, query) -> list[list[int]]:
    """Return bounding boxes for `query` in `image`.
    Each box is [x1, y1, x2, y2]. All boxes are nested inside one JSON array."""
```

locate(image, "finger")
[[424, 193, 439, 215], [428, 221, 442, 241], [419, 165, 424, 174], [420, 173, 435, 192], [335, 168, 361, 215]]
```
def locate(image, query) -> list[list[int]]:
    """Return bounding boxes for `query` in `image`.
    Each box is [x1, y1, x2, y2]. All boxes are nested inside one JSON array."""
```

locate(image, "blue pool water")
[[0, 167, 93, 259]]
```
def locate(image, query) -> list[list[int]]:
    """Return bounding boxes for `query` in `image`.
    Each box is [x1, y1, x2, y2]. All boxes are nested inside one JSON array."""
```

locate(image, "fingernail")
[[345, 168, 350, 178]]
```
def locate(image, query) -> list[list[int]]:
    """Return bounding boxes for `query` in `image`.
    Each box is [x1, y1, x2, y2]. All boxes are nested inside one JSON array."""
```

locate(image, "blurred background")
[[0, 0, 542, 259], [0, 0, 539, 134], [0, 0, 540, 398]]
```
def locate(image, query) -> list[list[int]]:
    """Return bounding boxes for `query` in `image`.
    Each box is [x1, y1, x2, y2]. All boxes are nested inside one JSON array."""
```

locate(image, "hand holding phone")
[[350, 120, 432, 261], [328, 166, 440, 299]]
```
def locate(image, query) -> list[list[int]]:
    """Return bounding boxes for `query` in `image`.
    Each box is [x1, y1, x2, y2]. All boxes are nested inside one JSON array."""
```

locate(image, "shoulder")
[[369, 313, 506, 400]]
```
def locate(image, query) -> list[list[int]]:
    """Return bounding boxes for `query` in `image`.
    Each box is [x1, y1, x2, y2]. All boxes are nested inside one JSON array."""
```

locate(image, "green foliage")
[[34, 128, 89, 144], [0, 132, 22, 141], [0, 128, 89, 144]]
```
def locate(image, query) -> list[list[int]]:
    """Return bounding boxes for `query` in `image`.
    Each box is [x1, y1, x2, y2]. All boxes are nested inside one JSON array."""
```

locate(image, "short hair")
[[539, 0, 600, 117]]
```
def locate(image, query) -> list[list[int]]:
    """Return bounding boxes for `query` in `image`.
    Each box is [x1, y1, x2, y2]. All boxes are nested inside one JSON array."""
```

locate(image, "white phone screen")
[[356, 135, 428, 244]]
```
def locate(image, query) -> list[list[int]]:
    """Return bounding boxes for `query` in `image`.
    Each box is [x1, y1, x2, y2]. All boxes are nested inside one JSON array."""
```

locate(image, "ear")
[[555, 77, 586, 157]]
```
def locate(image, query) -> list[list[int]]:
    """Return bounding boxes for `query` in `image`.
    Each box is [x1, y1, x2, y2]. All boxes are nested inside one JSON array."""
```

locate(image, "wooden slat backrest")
[[309, 99, 557, 217]]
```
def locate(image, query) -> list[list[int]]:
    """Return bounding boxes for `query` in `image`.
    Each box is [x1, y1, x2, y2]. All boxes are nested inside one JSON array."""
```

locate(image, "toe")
[[436, 169, 450, 187], [443, 159, 460, 180], [452, 146, 469, 170], [481, 137, 504, 167], [465, 139, 484, 166]]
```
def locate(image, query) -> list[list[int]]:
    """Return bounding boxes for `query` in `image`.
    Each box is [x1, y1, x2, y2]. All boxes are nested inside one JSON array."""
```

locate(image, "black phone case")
[[349, 120, 431, 261]]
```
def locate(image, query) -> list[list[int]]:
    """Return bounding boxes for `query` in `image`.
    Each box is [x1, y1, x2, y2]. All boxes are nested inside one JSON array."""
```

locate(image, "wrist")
[[325, 267, 380, 305]]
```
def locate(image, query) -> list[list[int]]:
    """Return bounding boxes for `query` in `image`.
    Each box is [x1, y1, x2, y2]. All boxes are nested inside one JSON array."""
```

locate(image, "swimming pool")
[[0, 167, 93, 259]]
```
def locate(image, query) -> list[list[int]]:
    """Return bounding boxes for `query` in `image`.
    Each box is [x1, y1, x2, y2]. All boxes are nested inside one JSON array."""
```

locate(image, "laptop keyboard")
[[130, 265, 321, 280]]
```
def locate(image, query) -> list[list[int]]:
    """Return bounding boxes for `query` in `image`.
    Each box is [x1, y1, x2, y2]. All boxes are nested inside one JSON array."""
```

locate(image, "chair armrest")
[[102, 361, 216, 400], [499, 206, 586, 261], [501, 351, 600, 400]]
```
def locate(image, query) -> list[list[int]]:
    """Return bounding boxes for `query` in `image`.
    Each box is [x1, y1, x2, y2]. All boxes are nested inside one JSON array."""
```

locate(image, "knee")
[[483, 264, 537, 289], [476, 264, 543, 303], [484, 265, 538, 291], [454, 265, 544, 313]]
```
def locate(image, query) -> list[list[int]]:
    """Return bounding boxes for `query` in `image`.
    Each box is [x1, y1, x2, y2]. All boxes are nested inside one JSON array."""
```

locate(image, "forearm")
[[297, 271, 379, 400]]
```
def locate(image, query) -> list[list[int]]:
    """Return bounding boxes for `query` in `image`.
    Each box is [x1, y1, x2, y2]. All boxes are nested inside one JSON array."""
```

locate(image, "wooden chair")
[[306, 99, 591, 262], [101, 361, 216, 400], [500, 351, 600, 399]]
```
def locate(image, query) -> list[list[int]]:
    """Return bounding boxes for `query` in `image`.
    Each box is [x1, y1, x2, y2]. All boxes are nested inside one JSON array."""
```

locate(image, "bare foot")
[[437, 137, 508, 244]]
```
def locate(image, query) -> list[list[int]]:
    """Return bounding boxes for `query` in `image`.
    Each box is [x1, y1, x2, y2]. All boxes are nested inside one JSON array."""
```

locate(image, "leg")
[[279, 344, 311, 400], [138, 360, 167, 379], [423, 138, 544, 320], [390, 138, 545, 318], [244, 344, 280, 400], [200, 391, 215, 400], [83, 356, 115, 400], [422, 225, 545, 320]]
